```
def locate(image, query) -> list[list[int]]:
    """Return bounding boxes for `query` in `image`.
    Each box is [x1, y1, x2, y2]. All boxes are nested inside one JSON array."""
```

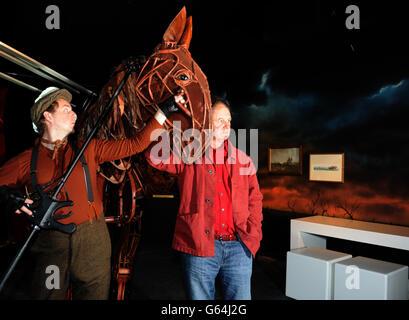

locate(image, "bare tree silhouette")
[[336, 199, 360, 219], [307, 189, 321, 215], [319, 198, 329, 216], [306, 189, 335, 217]]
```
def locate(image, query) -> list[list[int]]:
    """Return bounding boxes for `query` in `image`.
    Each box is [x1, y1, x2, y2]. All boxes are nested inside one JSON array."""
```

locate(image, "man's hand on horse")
[[174, 89, 186, 106]]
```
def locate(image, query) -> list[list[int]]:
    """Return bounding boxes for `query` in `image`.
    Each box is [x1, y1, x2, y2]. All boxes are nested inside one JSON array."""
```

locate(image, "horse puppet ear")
[[161, 7, 187, 48], [179, 16, 192, 50]]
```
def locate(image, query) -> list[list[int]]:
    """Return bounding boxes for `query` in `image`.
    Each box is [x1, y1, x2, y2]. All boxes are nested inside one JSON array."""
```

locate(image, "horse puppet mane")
[[77, 57, 148, 142]]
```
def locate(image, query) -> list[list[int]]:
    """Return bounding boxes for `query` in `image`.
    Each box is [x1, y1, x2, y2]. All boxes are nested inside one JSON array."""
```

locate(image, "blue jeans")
[[180, 239, 253, 300]]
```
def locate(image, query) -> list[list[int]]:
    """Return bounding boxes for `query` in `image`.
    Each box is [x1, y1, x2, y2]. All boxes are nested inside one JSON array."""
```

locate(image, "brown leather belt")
[[215, 234, 237, 241]]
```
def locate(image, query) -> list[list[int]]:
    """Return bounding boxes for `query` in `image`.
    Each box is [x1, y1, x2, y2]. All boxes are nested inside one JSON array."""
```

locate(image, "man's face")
[[211, 103, 231, 143], [47, 98, 77, 135]]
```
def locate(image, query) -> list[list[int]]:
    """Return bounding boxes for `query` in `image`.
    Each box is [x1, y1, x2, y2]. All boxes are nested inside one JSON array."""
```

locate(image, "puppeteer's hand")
[[0, 185, 33, 216], [16, 198, 33, 216]]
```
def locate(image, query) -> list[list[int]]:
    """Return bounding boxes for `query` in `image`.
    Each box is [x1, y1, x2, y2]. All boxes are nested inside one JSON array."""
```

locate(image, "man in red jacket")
[[146, 96, 263, 300]]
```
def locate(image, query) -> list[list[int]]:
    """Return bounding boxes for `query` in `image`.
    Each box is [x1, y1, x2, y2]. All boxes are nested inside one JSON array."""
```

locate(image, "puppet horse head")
[[78, 7, 212, 185], [138, 8, 211, 125], [136, 7, 212, 161], [85, 7, 212, 163]]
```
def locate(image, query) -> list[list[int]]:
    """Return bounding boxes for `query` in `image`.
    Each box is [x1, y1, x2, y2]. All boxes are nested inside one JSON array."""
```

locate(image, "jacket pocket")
[[233, 210, 250, 225]]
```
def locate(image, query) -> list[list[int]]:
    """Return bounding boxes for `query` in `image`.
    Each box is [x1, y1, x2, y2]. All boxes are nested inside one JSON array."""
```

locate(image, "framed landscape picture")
[[309, 153, 344, 183], [268, 145, 302, 175]]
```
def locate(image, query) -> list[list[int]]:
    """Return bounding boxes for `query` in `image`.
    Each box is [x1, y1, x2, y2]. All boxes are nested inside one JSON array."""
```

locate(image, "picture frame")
[[309, 153, 344, 183], [268, 145, 302, 175]]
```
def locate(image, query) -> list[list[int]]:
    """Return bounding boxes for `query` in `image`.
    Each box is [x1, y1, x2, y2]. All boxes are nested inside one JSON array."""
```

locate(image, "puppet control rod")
[[0, 41, 97, 112], [0, 41, 96, 97], [0, 58, 140, 294]]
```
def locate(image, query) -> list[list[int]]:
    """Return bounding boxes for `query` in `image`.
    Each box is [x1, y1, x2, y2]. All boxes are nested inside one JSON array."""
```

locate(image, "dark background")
[[1, 1, 409, 225], [1, 0, 409, 303]]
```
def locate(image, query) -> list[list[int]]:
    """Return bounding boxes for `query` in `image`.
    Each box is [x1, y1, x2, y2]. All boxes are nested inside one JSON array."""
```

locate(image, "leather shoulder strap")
[[30, 144, 40, 188], [30, 142, 94, 203], [69, 141, 94, 202]]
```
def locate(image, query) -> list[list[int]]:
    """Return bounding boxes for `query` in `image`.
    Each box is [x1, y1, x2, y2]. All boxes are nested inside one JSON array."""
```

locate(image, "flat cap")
[[31, 87, 72, 133]]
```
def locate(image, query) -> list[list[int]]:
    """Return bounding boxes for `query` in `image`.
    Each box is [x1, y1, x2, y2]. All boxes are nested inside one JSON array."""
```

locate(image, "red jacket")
[[145, 138, 263, 257]]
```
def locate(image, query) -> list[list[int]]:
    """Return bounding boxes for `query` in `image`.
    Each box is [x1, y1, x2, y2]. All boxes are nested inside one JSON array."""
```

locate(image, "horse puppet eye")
[[177, 73, 189, 81]]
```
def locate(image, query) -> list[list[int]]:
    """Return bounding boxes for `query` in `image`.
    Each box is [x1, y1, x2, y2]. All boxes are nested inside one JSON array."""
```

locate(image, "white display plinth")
[[285, 246, 352, 300], [290, 216, 409, 251], [334, 256, 409, 300]]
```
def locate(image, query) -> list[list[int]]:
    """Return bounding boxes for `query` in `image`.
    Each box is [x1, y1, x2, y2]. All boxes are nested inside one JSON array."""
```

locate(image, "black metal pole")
[[0, 60, 137, 294]]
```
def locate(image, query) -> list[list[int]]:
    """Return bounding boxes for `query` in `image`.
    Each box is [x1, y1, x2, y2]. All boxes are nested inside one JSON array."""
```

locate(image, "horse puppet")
[[77, 7, 212, 300]]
